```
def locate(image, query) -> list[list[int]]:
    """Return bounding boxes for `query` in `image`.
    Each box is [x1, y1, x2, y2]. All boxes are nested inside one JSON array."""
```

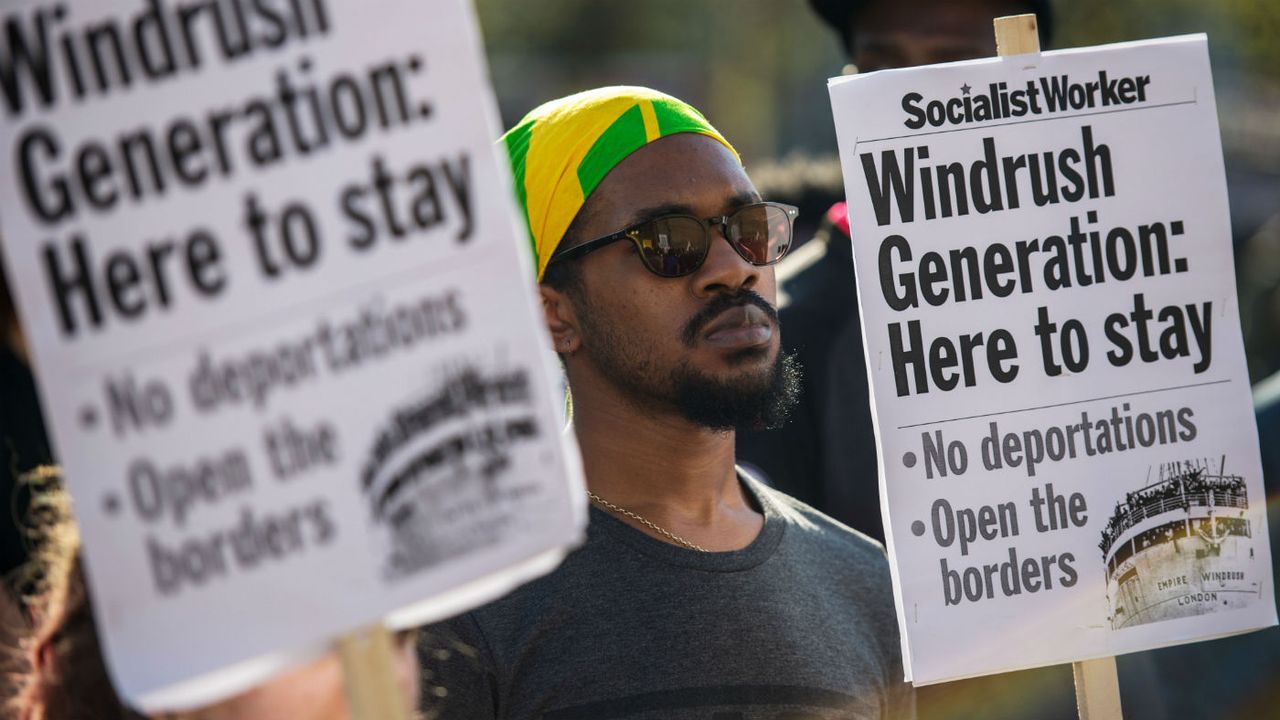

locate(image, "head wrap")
[[501, 86, 740, 280]]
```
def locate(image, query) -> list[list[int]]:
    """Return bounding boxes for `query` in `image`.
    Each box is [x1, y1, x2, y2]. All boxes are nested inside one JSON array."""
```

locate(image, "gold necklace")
[[587, 491, 710, 552]]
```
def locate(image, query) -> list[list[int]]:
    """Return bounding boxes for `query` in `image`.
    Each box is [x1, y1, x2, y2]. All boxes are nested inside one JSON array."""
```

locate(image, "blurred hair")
[[4, 466, 140, 720], [808, 0, 1056, 57]]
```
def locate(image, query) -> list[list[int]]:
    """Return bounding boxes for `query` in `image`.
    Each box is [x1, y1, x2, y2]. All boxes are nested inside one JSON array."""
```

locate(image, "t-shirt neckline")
[[587, 469, 785, 572]]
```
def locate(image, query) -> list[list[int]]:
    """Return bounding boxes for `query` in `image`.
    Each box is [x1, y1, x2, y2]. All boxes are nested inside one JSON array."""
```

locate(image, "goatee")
[[671, 348, 802, 432]]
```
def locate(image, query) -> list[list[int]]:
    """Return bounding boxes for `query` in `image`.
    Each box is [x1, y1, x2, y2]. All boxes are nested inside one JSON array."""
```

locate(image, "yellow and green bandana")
[[501, 86, 740, 280]]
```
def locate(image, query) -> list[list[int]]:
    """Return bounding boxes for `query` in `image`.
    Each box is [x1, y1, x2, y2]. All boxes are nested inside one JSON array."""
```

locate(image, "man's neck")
[[568, 381, 763, 551]]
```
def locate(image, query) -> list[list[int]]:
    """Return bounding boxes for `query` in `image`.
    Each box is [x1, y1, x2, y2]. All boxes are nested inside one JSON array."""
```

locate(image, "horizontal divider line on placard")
[[858, 98, 1198, 145], [62, 241, 511, 376], [896, 377, 1232, 429]]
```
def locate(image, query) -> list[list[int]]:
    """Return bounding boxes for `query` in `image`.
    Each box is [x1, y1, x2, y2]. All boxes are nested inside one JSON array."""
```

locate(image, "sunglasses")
[[549, 202, 799, 278]]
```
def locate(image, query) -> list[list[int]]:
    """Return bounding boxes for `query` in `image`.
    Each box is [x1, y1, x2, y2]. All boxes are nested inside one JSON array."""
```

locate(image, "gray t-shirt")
[[420, 474, 915, 720]]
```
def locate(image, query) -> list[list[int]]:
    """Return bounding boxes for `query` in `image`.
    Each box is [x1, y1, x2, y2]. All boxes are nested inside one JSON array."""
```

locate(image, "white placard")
[[0, 0, 585, 709], [828, 35, 1276, 685]]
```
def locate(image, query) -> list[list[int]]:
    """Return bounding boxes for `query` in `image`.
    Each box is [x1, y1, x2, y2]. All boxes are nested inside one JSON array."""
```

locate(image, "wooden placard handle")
[[1073, 656, 1124, 720], [992, 12, 1123, 720], [337, 624, 411, 720], [994, 13, 1042, 55]]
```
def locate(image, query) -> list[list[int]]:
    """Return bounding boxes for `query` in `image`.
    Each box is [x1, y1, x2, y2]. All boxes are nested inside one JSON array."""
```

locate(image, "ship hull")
[[1106, 513, 1260, 629]]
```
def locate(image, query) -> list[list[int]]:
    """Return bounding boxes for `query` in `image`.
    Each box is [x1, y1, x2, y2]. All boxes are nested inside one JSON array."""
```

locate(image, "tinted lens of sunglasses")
[[727, 204, 792, 265], [631, 216, 709, 277]]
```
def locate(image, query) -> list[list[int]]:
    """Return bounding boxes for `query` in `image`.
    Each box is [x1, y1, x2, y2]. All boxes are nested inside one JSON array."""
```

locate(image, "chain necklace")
[[587, 491, 710, 552]]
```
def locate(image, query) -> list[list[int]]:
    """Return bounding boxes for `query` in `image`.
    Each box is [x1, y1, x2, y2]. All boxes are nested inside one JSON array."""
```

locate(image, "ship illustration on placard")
[[1100, 457, 1261, 629], [359, 359, 543, 582]]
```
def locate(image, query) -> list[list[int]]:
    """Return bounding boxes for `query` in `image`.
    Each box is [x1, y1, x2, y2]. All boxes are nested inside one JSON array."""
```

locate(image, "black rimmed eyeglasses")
[[548, 202, 799, 278]]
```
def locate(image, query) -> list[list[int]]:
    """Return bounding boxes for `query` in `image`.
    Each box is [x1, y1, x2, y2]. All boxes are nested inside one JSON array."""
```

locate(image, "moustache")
[[681, 290, 779, 347]]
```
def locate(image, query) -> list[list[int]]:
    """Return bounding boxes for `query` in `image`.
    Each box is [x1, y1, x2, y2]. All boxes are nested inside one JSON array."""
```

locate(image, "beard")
[[575, 289, 802, 432], [669, 348, 802, 431]]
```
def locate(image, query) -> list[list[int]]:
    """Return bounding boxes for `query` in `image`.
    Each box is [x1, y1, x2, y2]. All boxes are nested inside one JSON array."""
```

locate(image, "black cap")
[[809, 0, 1054, 57]]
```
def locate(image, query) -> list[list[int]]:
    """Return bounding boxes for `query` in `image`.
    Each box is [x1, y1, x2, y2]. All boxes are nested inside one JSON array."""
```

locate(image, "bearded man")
[[422, 86, 914, 720]]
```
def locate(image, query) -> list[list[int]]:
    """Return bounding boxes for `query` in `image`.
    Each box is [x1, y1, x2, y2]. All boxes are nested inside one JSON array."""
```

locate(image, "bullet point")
[[103, 494, 120, 515], [902, 451, 917, 468], [911, 520, 926, 536], [79, 406, 98, 428]]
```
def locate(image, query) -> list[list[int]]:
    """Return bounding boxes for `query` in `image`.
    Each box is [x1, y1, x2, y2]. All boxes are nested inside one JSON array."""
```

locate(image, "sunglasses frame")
[[548, 201, 800, 278]]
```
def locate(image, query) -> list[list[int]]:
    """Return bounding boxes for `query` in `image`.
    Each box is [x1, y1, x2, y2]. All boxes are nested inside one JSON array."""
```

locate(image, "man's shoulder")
[[753, 476, 888, 568], [751, 477, 904, 676]]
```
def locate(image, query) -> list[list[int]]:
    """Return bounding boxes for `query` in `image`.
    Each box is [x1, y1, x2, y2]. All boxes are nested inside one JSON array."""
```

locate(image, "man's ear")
[[540, 284, 581, 355]]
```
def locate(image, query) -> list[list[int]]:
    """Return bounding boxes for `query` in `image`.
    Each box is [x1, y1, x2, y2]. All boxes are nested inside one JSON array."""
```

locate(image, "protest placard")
[[0, 0, 585, 709], [829, 34, 1277, 685]]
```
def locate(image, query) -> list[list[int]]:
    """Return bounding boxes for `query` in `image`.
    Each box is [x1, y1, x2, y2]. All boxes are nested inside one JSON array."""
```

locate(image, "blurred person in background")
[[1, 260, 55, 593], [2, 468, 422, 720], [421, 86, 914, 719], [1239, 214, 1280, 382]]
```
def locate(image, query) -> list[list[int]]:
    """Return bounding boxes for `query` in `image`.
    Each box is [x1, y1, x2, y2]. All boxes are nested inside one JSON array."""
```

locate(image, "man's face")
[[553, 133, 798, 431], [852, 0, 1028, 72]]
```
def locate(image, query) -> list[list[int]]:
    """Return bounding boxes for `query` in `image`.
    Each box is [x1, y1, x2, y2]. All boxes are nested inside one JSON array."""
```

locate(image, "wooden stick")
[[336, 624, 411, 720], [1073, 657, 1124, 720], [994, 13, 1042, 55]]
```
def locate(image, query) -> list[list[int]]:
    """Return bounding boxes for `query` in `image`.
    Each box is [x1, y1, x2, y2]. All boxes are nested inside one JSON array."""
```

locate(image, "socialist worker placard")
[[829, 35, 1276, 684], [0, 0, 584, 708]]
